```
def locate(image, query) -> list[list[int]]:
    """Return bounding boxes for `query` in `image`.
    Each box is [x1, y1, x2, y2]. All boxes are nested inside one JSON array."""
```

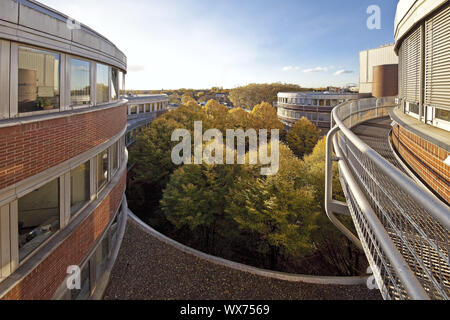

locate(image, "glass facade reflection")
[[18, 178, 60, 261], [70, 161, 90, 216], [70, 58, 91, 106], [110, 68, 118, 100], [18, 46, 60, 113], [96, 63, 109, 104]]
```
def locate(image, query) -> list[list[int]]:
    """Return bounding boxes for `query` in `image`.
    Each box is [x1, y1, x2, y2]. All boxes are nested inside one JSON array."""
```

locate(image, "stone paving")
[[104, 218, 381, 300]]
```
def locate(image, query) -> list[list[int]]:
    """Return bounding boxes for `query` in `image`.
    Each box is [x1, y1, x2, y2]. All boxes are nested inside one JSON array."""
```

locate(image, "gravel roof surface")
[[103, 218, 382, 300]]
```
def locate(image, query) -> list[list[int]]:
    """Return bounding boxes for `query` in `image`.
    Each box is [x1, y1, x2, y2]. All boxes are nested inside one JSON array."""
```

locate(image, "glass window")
[[71, 261, 90, 300], [112, 142, 119, 172], [70, 58, 91, 106], [436, 108, 450, 122], [409, 103, 419, 115], [70, 162, 90, 216], [110, 212, 119, 248], [139, 104, 144, 113], [18, 178, 60, 261], [110, 68, 118, 100], [118, 71, 124, 96], [145, 104, 150, 112], [97, 150, 108, 190], [18, 47, 60, 113], [130, 105, 137, 115], [96, 64, 109, 104], [95, 236, 109, 281]]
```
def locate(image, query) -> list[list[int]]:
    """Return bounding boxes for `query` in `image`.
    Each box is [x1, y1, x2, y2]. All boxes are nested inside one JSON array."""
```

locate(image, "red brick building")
[[0, 0, 128, 300]]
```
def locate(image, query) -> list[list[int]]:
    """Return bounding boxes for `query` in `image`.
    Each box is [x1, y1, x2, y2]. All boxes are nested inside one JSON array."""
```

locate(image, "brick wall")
[[0, 104, 127, 190], [1, 171, 126, 300], [392, 124, 449, 203]]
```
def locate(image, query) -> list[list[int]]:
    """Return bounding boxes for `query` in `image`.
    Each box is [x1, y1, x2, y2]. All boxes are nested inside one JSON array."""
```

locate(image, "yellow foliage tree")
[[250, 102, 285, 136]]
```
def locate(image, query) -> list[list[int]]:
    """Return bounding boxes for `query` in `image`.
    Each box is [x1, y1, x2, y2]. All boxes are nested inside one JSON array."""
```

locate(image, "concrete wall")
[[372, 64, 398, 98], [359, 45, 398, 95]]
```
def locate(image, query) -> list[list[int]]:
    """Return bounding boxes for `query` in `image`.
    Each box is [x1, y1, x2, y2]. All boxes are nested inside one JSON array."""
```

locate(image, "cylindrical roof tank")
[[372, 64, 398, 98]]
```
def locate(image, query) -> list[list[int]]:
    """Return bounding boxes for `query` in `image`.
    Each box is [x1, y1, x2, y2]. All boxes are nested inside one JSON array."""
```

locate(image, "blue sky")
[[40, 0, 398, 90]]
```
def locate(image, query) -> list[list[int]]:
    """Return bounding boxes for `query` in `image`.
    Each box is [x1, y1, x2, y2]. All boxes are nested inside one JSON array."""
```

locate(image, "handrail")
[[325, 125, 363, 250], [332, 99, 450, 230], [331, 129, 429, 299], [326, 96, 450, 299]]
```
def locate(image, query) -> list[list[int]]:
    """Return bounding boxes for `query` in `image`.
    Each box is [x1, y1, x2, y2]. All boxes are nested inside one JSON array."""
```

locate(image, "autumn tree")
[[227, 107, 253, 131], [250, 102, 285, 137], [181, 92, 196, 104], [229, 83, 309, 110], [285, 117, 321, 159]]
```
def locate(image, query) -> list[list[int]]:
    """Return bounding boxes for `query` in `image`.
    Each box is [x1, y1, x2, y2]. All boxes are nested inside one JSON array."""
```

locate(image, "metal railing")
[[325, 97, 450, 300]]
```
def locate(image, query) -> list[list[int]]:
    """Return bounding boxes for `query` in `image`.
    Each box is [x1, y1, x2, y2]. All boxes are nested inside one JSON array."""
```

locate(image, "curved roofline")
[[278, 92, 359, 98], [394, 0, 448, 51], [0, 0, 127, 71]]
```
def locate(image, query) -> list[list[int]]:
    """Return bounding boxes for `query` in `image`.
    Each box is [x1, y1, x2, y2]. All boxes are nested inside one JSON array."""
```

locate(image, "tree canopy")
[[285, 117, 322, 159], [229, 83, 309, 110]]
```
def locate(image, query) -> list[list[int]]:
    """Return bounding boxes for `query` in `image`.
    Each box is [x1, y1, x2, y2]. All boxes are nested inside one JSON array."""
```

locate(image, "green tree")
[[302, 138, 364, 275], [285, 117, 321, 158], [226, 144, 317, 268], [160, 160, 244, 255]]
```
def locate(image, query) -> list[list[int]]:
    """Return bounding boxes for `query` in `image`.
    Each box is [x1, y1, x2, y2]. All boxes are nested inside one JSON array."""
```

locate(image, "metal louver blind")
[[398, 45, 404, 99], [403, 26, 422, 104], [425, 5, 450, 110]]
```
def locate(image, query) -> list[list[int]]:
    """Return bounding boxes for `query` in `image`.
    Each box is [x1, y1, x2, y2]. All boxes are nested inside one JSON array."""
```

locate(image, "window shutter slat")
[[425, 5, 450, 110]]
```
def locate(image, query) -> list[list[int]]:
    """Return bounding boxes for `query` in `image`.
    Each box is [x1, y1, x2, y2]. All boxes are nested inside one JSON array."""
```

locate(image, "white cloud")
[[303, 66, 328, 73], [282, 66, 293, 71], [334, 69, 354, 76]]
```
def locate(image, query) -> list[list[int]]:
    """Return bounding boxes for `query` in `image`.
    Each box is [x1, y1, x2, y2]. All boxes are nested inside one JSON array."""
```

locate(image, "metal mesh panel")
[[335, 98, 450, 300]]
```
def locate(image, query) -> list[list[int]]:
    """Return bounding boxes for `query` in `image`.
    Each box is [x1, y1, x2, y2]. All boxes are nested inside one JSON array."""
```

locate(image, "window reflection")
[[18, 47, 60, 113], [97, 150, 108, 190], [112, 142, 119, 172], [110, 68, 118, 100], [70, 162, 90, 216], [96, 64, 109, 104], [436, 108, 450, 122], [18, 178, 60, 261], [70, 58, 91, 106], [118, 71, 124, 96]]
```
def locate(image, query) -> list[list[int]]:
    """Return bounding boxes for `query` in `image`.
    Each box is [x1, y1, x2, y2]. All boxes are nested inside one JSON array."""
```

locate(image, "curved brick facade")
[[2, 172, 126, 300], [0, 104, 127, 190], [0, 1, 128, 300], [392, 124, 449, 204]]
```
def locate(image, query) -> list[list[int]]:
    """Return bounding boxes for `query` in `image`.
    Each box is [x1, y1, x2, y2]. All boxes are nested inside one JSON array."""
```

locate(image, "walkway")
[[346, 116, 449, 299], [103, 217, 381, 300]]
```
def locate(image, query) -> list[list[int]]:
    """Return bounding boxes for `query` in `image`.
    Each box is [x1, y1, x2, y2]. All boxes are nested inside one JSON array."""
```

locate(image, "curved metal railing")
[[325, 97, 450, 300]]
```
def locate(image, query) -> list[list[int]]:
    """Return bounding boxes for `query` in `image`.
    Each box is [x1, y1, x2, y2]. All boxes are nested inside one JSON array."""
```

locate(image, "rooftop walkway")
[[339, 116, 449, 299], [103, 215, 381, 300]]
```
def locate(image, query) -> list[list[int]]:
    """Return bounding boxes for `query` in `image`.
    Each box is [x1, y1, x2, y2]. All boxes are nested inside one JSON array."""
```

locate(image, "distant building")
[[125, 95, 169, 146], [276, 91, 358, 133], [359, 44, 399, 98]]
